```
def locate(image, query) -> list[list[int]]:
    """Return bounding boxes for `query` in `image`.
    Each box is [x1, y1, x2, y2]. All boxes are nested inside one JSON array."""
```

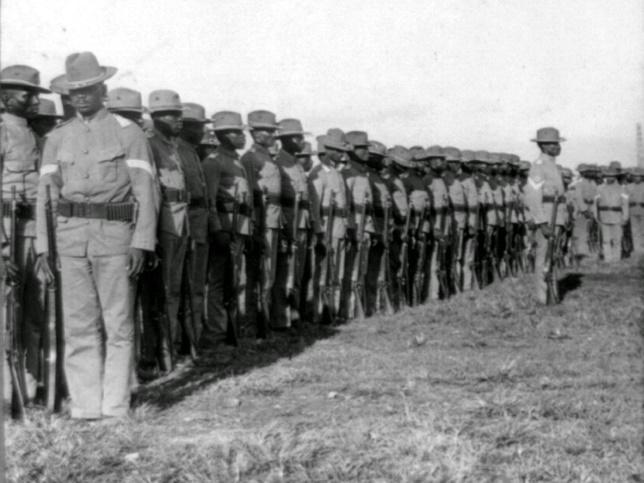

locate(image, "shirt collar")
[[77, 107, 109, 125]]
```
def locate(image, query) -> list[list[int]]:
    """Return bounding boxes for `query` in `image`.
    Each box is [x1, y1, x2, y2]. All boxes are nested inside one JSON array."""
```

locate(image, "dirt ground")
[[6, 256, 644, 482]]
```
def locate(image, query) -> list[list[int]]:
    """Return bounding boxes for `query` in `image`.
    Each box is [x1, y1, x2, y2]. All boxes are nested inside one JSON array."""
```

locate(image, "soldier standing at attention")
[[628, 168, 644, 252], [458, 150, 481, 291], [272, 119, 315, 328], [593, 166, 629, 262], [0, 65, 50, 401], [201, 111, 250, 360], [442, 147, 468, 292], [147, 90, 189, 366], [177, 103, 210, 344], [240, 110, 281, 339], [36, 52, 157, 419], [523, 127, 567, 304]]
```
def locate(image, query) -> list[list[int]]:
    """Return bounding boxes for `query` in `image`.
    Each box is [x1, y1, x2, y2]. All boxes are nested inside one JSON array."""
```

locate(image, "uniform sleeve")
[[122, 126, 158, 251], [524, 164, 547, 225], [308, 176, 323, 234], [592, 192, 600, 221], [464, 180, 478, 229], [35, 130, 63, 254], [621, 190, 630, 223], [391, 179, 408, 220], [202, 156, 221, 232]]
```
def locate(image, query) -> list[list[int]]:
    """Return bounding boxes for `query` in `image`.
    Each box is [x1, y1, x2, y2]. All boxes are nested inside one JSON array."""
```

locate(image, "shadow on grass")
[[557, 273, 583, 301], [134, 322, 339, 411]]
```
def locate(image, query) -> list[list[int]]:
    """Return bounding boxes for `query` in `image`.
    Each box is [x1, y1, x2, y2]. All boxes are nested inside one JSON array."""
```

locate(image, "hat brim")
[[108, 107, 143, 114], [275, 130, 310, 137], [0, 80, 51, 94], [183, 117, 212, 124], [531, 137, 566, 143], [35, 113, 62, 119], [62, 66, 117, 90], [390, 156, 414, 168], [324, 141, 350, 152], [149, 107, 183, 114], [212, 124, 247, 132], [249, 123, 278, 130]]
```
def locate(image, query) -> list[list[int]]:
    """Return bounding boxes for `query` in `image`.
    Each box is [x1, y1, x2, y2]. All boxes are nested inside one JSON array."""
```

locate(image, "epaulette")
[[113, 113, 133, 128]]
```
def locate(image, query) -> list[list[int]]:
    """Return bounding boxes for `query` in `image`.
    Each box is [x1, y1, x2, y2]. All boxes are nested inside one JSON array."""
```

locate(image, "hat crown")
[[0, 64, 41, 88], [211, 110, 244, 130], [297, 142, 313, 156], [182, 102, 207, 122], [368, 140, 387, 156], [148, 89, 182, 112], [474, 150, 490, 162], [277, 118, 305, 134], [37, 98, 58, 117], [387, 145, 414, 167], [533, 126, 564, 143], [460, 150, 475, 162], [346, 131, 369, 147], [426, 145, 444, 158], [488, 152, 502, 164], [608, 160, 622, 170], [107, 87, 142, 111], [324, 128, 350, 151], [443, 146, 461, 162], [248, 110, 277, 128], [316, 135, 327, 153], [49, 74, 69, 95], [508, 154, 520, 165], [65, 52, 105, 83]]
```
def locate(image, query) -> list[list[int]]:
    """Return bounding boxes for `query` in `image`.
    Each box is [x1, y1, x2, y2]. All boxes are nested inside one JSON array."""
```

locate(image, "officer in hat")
[[341, 131, 374, 319], [272, 118, 316, 328], [30, 98, 62, 141], [201, 111, 250, 359], [178, 103, 211, 345], [1, 64, 50, 404], [523, 127, 567, 304], [593, 166, 629, 262], [308, 130, 350, 323], [145, 90, 189, 370], [36, 52, 157, 419], [197, 129, 219, 160], [106, 88, 145, 127], [240, 110, 281, 338]]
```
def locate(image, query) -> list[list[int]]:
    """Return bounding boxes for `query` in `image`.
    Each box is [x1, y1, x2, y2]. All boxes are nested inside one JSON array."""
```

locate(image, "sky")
[[1, 0, 643, 167]]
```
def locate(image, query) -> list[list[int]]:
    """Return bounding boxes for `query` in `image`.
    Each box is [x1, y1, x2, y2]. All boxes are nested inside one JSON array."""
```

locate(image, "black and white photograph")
[[0, 0, 642, 481]]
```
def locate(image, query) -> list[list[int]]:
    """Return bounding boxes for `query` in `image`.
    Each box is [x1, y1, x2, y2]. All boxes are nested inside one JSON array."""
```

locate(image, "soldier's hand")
[[35, 253, 54, 285], [128, 248, 146, 278], [145, 251, 160, 271], [540, 223, 553, 239]]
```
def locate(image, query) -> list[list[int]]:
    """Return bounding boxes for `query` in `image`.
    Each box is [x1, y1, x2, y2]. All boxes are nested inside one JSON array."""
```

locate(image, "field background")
[[7, 257, 644, 482]]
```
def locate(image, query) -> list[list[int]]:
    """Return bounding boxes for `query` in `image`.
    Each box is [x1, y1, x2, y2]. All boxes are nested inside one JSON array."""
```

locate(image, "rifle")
[[397, 199, 412, 309], [180, 241, 199, 362], [376, 200, 394, 315], [256, 187, 270, 338], [44, 185, 64, 412], [447, 199, 460, 294], [318, 191, 335, 323], [6, 186, 28, 418], [411, 202, 428, 306], [285, 191, 301, 324], [435, 204, 450, 298], [544, 193, 560, 304], [352, 194, 369, 320], [225, 186, 241, 346]]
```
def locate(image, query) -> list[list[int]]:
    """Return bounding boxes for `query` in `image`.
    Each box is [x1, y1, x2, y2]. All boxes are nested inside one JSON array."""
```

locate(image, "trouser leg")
[[462, 234, 474, 291], [533, 229, 548, 304], [159, 231, 188, 356], [202, 234, 233, 348], [191, 240, 209, 343]]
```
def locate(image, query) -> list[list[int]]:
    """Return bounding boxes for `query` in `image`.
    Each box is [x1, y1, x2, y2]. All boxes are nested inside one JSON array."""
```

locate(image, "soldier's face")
[[429, 157, 444, 172], [153, 111, 183, 136], [539, 142, 561, 157], [1, 88, 39, 118], [220, 129, 246, 149], [297, 155, 313, 172], [281, 134, 304, 153], [250, 128, 276, 148], [181, 120, 205, 145], [327, 147, 345, 164], [353, 146, 369, 162], [69, 83, 105, 117], [447, 160, 461, 173]]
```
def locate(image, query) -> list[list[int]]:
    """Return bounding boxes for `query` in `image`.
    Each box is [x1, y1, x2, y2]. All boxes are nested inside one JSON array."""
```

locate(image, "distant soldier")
[[0, 64, 50, 402], [36, 52, 157, 419], [30, 98, 62, 142], [296, 141, 316, 319], [458, 150, 481, 291], [107, 88, 145, 127], [593, 166, 629, 262], [628, 167, 644, 252], [488, 153, 507, 278], [146, 90, 189, 367], [523, 127, 567, 304], [567, 164, 596, 262], [471, 151, 496, 286], [202, 111, 250, 359], [178, 103, 211, 344], [240, 110, 281, 338], [296, 141, 315, 174]]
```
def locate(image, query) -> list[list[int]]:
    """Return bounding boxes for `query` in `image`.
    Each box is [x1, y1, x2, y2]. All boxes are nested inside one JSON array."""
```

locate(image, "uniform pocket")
[[95, 147, 124, 183], [58, 150, 78, 183]]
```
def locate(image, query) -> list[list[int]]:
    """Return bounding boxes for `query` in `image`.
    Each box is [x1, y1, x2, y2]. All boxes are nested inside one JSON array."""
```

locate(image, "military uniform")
[[36, 53, 156, 418], [569, 167, 598, 257], [593, 173, 629, 262], [628, 169, 644, 252], [458, 151, 480, 291]]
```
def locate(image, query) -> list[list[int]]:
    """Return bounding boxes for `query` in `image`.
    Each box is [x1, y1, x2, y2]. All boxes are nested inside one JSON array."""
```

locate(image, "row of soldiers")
[[0, 52, 637, 422]]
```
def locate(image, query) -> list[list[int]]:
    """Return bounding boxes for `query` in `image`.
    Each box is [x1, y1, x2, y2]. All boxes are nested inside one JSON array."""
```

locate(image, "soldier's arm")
[[464, 180, 478, 230], [202, 156, 222, 232], [35, 130, 63, 255], [391, 179, 408, 220]]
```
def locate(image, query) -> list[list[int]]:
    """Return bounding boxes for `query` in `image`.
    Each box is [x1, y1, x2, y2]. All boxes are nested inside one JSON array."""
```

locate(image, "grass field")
[[6, 257, 644, 482]]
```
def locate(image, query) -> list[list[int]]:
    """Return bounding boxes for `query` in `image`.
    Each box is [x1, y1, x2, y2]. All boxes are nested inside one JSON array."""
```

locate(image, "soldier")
[[36, 52, 157, 419], [30, 98, 62, 141], [202, 111, 250, 359], [629, 167, 644, 252], [272, 119, 315, 328], [593, 166, 629, 262], [197, 129, 219, 160], [296, 141, 317, 319], [296, 141, 315, 174], [107, 88, 145, 127], [308, 130, 350, 323], [458, 150, 480, 291], [523, 127, 567, 304], [0, 64, 50, 403], [341, 131, 373, 319], [240, 110, 281, 338], [177, 103, 210, 345], [146, 90, 189, 368], [470, 151, 496, 286]]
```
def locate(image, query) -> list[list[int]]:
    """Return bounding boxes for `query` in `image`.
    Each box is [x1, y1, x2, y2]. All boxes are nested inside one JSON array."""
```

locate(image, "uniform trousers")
[[572, 214, 592, 257], [61, 254, 133, 418], [272, 229, 308, 328], [246, 228, 278, 337], [189, 239, 209, 343], [462, 232, 476, 291], [313, 236, 345, 322], [600, 223, 623, 262], [159, 231, 188, 354]]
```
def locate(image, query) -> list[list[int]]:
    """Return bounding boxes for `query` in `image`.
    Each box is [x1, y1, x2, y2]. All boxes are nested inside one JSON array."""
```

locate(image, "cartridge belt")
[[281, 196, 310, 210], [321, 206, 348, 218], [598, 206, 622, 212], [542, 195, 566, 203], [2, 200, 36, 220], [161, 187, 190, 203], [57, 200, 136, 222]]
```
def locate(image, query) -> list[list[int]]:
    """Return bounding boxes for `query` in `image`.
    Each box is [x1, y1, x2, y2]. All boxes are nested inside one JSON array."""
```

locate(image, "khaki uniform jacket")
[[444, 172, 467, 229], [203, 145, 251, 235], [177, 138, 208, 243], [274, 149, 317, 233], [593, 183, 629, 225], [523, 154, 566, 226], [36, 108, 157, 256], [148, 129, 188, 237], [1, 113, 40, 238], [401, 173, 430, 233], [459, 175, 479, 230], [240, 144, 282, 230], [423, 173, 448, 232], [385, 173, 409, 224], [367, 168, 392, 235], [474, 175, 495, 227], [341, 161, 373, 233], [309, 162, 347, 239]]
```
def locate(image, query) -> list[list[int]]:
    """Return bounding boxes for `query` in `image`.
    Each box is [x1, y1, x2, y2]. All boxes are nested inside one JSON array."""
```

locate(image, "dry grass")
[[7, 257, 644, 482]]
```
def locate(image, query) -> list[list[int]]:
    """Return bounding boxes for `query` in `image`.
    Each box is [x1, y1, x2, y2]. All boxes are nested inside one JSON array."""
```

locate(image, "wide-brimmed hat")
[[107, 87, 143, 113], [577, 163, 589, 173], [443, 146, 461, 162], [316, 135, 327, 154], [346, 131, 369, 148], [608, 160, 622, 171], [181, 102, 211, 123], [0, 65, 51, 93], [59, 52, 117, 90], [148, 90, 182, 114], [211, 111, 245, 131], [531, 126, 566, 143], [275, 118, 309, 137], [35, 98, 62, 118], [49, 74, 69, 96], [410, 146, 427, 161], [603, 166, 619, 177], [324, 128, 351, 151], [296, 141, 314, 157], [248, 110, 278, 129], [488, 152, 502, 165], [368, 140, 387, 157], [519, 160, 531, 171], [425, 145, 445, 159], [460, 150, 475, 163], [561, 167, 573, 178], [473, 150, 491, 163], [387, 145, 414, 168], [508, 154, 521, 166]]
